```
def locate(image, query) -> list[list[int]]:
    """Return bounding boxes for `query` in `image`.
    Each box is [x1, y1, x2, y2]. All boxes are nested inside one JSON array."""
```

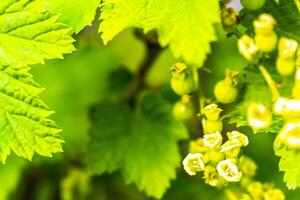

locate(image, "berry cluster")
[[237, 13, 300, 151]]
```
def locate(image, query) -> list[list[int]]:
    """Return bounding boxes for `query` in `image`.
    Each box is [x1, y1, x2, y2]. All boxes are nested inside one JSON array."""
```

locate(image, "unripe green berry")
[[172, 99, 194, 121], [276, 57, 295, 77], [214, 80, 238, 104], [203, 119, 223, 134], [241, 0, 266, 10], [170, 63, 196, 95], [255, 32, 277, 53], [221, 7, 238, 33]]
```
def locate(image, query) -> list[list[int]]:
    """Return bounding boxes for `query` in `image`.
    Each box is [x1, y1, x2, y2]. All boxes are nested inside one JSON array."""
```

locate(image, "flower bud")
[[202, 103, 223, 121], [254, 14, 276, 35], [217, 159, 242, 182], [247, 103, 272, 130], [183, 153, 205, 176], [170, 63, 196, 95], [238, 35, 258, 62]]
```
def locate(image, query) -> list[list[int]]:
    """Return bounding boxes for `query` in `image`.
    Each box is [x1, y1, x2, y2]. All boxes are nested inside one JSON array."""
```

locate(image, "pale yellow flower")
[[216, 159, 242, 182], [247, 103, 272, 130], [183, 153, 205, 176], [238, 35, 258, 61], [273, 97, 300, 119], [278, 121, 300, 149], [203, 132, 223, 149], [227, 131, 249, 146], [278, 37, 298, 58]]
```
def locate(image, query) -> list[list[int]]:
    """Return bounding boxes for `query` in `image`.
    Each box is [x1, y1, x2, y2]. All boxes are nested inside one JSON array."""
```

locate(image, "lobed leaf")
[[99, 0, 220, 66], [88, 92, 188, 199]]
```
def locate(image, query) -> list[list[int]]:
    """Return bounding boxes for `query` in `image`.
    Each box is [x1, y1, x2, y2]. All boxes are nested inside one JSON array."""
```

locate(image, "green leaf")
[[38, 0, 99, 33], [276, 148, 300, 190], [88, 92, 188, 199], [99, 0, 220, 65], [0, 65, 64, 163], [0, 0, 75, 67]]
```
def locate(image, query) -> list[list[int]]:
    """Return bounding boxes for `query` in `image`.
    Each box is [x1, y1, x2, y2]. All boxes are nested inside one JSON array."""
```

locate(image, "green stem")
[[258, 65, 280, 101]]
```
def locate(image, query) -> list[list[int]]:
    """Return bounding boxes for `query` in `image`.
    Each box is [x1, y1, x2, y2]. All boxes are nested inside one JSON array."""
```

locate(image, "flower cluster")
[[183, 104, 249, 187], [238, 14, 277, 63], [225, 156, 285, 200]]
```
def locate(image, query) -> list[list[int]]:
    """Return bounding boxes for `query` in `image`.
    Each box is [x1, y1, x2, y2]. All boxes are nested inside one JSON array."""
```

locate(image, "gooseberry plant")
[[2, 0, 300, 199]]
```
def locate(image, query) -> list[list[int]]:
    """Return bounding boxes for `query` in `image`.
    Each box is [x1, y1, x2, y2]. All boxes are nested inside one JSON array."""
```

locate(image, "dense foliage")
[[2, 0, 300, 199]]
